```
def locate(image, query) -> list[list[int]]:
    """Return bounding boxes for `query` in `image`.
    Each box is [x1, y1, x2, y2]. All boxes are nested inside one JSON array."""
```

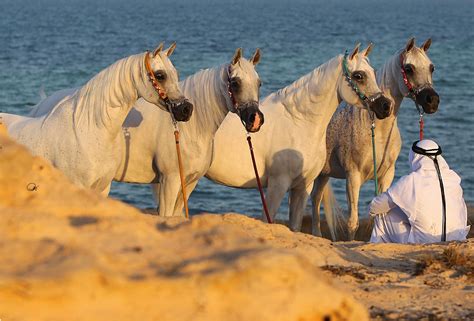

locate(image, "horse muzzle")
[[169, 99, 193, 122], [415, 87, 439, 114], [369, 94, 393, 120], [237, 102, 264, 133]]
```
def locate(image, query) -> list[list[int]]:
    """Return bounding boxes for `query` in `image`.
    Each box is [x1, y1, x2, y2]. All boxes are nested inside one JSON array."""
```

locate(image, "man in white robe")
[[369, 139, 470, 243]]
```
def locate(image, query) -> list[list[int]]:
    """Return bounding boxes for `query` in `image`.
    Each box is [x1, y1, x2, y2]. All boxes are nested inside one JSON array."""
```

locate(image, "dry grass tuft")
[[415, 244, 474, 279]]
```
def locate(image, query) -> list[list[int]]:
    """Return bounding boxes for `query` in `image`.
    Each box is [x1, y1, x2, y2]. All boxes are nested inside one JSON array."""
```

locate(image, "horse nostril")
[[248, 113, 256, 124], [426, 95, 432, 104]]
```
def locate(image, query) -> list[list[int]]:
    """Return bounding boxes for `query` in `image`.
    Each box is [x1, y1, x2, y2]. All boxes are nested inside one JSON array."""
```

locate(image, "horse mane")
[[57, 53, 143, 133], [179, 64, 229, 139], [273, 55, 343, 119], [376, 49, 410, 116]]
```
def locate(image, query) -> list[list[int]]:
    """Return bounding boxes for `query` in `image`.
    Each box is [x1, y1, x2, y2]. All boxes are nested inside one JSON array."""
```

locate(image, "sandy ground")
[[1, 123, 473, 320], [293, 208, 474, 241]]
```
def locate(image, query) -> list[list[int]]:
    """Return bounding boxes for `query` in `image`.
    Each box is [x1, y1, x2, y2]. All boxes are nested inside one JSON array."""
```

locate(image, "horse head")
[[399, 37, 439, 114], [338, 43, 393, 120], [226, 48, 264, 133], [141, 42, 193, 122]]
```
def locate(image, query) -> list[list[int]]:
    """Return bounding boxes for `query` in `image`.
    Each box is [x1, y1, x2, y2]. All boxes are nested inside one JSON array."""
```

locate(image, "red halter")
[[226, 64, 238, 108], [400, 52, 424, 140], [144, 51, 169, 102], [400, 53, 415, 95]]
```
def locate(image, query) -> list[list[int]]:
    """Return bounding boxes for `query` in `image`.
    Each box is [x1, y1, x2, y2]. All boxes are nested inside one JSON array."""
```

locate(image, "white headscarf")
[[386, 140, 469, 243]]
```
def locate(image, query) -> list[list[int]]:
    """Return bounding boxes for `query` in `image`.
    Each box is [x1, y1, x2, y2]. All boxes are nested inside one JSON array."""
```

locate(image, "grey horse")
[[311, 38, 440, 240]]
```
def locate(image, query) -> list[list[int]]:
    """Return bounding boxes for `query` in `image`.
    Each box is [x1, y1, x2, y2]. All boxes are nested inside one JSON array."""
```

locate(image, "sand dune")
[[0, 123, 366, 320], [1, 123, 472, 320]]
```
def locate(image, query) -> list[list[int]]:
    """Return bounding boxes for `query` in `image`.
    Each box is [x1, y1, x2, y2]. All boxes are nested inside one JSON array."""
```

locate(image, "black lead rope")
[[412, 142, 447, 241]]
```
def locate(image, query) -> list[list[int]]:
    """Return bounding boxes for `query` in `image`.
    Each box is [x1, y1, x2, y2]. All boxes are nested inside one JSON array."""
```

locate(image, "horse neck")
[[72, 53, 143, 139], [179, 64, 230, 139], [276, 56, 343, 126]]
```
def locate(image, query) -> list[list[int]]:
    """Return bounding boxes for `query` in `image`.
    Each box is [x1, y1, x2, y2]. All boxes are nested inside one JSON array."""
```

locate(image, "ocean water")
[[1, 0, 473, 219]]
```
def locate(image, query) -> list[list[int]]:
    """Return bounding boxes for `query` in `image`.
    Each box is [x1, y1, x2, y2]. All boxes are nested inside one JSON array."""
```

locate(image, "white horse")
[[2, 43, 193, 194], [26, 48, 263, 215], [206, 44, 393, 231], [113, 48, 264, 216], [311, 38, 439, 240]]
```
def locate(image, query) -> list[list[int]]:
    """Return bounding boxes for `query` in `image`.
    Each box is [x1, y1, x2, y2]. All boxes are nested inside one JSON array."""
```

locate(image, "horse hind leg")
[[310, 175, 330, 237], [289, 181, 314, 232], [346, 172, 362, 241]]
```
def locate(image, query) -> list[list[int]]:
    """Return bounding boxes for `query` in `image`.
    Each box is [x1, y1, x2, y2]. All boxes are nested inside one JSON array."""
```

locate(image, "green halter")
[[342, 50, 369, 103]]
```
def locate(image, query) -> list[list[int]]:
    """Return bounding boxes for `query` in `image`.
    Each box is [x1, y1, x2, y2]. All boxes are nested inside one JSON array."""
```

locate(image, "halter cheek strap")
[[226, 64, 238, 108], [342, 51, 383, 108], [399, 53, 433, 99], [412, 141, 447, 242]]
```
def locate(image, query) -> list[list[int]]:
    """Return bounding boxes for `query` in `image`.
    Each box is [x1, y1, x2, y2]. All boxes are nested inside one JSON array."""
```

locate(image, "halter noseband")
[[342, 51, 383, 109], [411, 141, 447, 242]]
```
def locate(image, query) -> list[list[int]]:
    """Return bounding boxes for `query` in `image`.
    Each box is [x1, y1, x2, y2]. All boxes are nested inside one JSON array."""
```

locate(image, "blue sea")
[[1, 0, 473, 218]]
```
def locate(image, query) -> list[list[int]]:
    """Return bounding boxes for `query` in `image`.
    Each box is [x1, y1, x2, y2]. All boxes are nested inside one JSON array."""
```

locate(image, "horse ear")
[[232, 48, 243, 65], [349, 43, 361, 60], [405, 37, 415, 52], [362, 43, 374, 57], [251, 48, 261, 66], [153, 42, 164, 57], [421, 38, 432, 52], [165, 42, 177, 57]]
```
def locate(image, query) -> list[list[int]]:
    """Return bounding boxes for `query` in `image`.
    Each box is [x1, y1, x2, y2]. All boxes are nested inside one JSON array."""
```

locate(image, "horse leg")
[[346, 172, 362, 240], [149, 183, 161, 213], [265, 175, 292, 222], [158, 174, 181, 217], [100, 183, 112, 197], [310, 175, 330, 237], [289, 181, 314, 232], [378, 165, 395, 194], [171, 179, 199, 217]]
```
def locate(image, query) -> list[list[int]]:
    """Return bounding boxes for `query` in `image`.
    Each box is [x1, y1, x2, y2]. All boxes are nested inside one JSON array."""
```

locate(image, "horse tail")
[[322, 181, 345, 241]]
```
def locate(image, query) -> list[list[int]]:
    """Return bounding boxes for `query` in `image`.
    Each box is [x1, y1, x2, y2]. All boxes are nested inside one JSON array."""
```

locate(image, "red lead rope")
[[246, 135, 273, 224], [419, 114, 424, 140]]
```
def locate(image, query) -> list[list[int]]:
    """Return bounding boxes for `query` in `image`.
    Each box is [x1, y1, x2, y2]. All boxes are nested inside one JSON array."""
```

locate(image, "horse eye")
[[154, 71, 166, 81], [352, 72, 364, 81], [404, 64, 414, 74], [258, 80, 262, 88], [230, 78, 240, 89], [430, 64, 435, 73]]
